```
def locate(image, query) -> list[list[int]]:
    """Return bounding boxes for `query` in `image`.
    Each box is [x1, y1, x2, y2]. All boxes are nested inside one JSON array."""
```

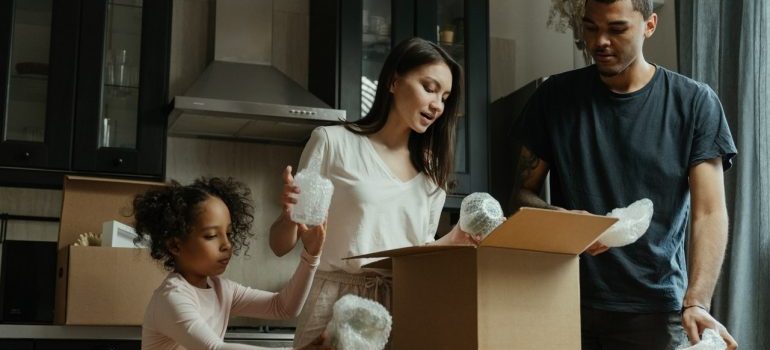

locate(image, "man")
[[517, 0, 738, 349]]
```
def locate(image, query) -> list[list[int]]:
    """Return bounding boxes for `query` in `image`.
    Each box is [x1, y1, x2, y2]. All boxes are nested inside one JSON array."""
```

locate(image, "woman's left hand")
[[433, 225, 480, 246]]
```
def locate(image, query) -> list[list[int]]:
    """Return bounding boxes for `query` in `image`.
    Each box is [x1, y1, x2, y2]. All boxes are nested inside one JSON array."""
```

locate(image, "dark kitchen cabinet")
[[309, 0, 489, 208], [0, 0, 171, 188], [35, 339, 140, 350]]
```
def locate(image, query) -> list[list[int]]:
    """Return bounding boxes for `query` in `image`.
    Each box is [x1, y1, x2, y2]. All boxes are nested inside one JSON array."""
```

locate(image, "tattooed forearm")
[[518, 148, 540, 182]]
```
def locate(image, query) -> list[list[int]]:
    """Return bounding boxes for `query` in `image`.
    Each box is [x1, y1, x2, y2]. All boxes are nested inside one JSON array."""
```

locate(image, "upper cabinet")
[[309, 0, 489, 208], [0, 0, 171, 188]]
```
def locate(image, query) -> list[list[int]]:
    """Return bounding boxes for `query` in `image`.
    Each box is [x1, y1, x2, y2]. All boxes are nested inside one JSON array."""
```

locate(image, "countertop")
[[0, 324, 294, 341]]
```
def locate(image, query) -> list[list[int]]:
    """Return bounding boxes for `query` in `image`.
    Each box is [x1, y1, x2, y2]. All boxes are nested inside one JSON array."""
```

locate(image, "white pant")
[[292, 270, 392, 348]]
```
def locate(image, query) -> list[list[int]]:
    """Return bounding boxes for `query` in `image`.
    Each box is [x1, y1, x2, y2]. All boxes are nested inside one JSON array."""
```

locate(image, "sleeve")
[[230, 249, 320, 319], [423, 188, 447, 244], [148, 290, 283, 350], [520, 79, 554, 164], [297, 127, 332, 177], [688, 84, 738, 171]]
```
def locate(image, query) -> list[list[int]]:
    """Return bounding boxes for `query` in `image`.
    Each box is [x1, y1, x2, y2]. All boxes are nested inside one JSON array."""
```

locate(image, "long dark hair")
[[345, 37, 463, 190]]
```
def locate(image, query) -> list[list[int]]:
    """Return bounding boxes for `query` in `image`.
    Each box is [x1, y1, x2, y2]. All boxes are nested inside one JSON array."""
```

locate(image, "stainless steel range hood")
[[168, 0, 345, 144]]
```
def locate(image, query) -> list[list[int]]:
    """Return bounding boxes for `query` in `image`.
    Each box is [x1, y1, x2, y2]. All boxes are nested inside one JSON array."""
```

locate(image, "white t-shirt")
[[141, 251, 319, 350], [298, 125, 446, 273]]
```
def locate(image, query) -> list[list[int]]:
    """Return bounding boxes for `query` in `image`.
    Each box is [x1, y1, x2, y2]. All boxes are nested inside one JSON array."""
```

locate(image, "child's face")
[[173, 196, 233, 281]]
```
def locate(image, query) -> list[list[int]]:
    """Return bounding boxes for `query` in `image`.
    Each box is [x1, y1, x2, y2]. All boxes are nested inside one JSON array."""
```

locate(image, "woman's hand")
[[431, 224, 480, 246], [299, 221, 327, 256], [280, 165, 301, 219], [297, 332, 334, 350]]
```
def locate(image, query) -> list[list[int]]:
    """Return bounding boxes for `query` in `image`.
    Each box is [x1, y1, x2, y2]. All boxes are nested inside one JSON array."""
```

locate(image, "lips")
[[593, 51, 614, 63], [420, 112, 436, 122], [218, 257, 230, 265]]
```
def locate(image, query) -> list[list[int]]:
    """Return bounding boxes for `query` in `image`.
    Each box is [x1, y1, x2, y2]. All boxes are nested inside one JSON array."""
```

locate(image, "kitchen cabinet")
[[0, 0, 172, 188], [35, 339, 139, 350], [309, 0, 489, 208]]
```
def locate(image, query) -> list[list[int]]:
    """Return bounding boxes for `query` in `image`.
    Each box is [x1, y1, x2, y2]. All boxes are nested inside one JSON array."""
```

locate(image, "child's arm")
[[230, 249, 320, 319], [148, 290, 290, 350]]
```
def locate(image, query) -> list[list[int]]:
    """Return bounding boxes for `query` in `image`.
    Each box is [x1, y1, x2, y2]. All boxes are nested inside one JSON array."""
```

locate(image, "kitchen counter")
[[0, 324, 293, 342]]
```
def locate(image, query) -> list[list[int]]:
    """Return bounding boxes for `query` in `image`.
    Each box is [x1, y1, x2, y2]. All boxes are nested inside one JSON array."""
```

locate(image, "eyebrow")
[[582, 18, 630, 26]]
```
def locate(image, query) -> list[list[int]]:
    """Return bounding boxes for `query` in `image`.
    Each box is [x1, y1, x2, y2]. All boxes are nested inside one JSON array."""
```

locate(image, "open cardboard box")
[[54, 176, 167, 325], [348, 207, 618, 350]]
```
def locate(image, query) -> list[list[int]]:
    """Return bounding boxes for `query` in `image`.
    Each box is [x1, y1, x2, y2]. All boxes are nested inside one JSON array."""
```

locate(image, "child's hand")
[[296, 332, 334, 350], [280, 165, 301, 219], [299, 221, 326, 256]]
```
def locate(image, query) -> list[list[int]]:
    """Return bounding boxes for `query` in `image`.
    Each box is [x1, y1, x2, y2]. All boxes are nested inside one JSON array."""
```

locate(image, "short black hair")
[[588, 0, 653, 19], [132, 177, 254, 270]]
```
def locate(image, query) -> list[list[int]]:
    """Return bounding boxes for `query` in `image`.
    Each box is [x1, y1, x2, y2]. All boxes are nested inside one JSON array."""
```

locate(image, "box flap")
[[345, 245, 472, 260], [58, 176, 165, 249], [361, 257, 393, 270], [480, 207, 617, 255]]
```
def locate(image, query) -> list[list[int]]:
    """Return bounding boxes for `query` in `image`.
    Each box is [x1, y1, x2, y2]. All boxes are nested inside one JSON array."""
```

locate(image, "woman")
[[269, 37, 476, 348]]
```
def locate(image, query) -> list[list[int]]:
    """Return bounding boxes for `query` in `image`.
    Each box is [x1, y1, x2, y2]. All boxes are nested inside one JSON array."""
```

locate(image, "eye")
[[610, 27, 627, 34], [584, 25, 597, 32], [203, 234, 216, 240], [423, 85, 435, 93]]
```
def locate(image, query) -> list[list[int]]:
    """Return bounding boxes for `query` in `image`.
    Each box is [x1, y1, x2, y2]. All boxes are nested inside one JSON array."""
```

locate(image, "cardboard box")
[[55, 176, 167, 325], [349, 208, 618, 350]]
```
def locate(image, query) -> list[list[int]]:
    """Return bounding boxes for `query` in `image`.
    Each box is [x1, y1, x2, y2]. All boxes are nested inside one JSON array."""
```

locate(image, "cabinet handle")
[[114, 157, 124, 166], [23, 152, 31, 160]]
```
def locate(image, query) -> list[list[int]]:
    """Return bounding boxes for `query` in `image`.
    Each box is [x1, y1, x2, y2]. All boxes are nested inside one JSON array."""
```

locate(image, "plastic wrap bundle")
[[597, 198, 654, 247], [458, 192, 505, 239], [325, 294, 392, 350], [290, 158, 334, 226], [676, 329, 727, 350]]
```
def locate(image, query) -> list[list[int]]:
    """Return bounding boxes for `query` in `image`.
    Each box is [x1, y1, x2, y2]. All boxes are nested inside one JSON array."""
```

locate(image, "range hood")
[[168, 1, 345, 144]]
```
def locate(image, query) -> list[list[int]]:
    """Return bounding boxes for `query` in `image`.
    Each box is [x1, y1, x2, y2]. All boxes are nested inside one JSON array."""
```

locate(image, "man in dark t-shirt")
[[517, 1, 738, 349]]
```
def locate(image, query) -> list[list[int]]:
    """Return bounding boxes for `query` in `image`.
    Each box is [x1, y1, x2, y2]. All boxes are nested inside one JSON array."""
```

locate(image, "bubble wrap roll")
[[458, 192, 505, 238], [598, 198, 654, 247], [290, 169, 334, 226], [325, 294, 392, 350], [676, 329, 727, 350]]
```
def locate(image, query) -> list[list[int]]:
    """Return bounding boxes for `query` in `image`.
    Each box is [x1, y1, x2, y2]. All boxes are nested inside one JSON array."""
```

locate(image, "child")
[[135, 177, 330, 350]]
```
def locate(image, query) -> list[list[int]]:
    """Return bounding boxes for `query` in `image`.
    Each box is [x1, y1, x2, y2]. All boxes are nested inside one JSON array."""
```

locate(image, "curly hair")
[[132, 177, 255, 270]]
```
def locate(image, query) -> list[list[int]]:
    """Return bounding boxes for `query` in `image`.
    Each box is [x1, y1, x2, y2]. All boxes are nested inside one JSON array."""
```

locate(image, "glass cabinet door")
[[99, 0, 142, 149], [438, 0, 469, 194], [73, 0, 170, 176], [0, 0, 78, 171], [4, 0, 52, 143], [361, 0, 392, 118]]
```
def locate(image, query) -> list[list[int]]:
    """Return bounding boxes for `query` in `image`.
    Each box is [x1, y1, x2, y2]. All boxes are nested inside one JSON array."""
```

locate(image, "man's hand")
[[682, 306, 737, 349], [299, 221, 326, 256]]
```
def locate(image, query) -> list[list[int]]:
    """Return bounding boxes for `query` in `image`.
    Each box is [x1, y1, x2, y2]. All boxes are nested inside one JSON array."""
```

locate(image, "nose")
[[596, 31, 611, 48], [429, 97, 444, 117], [220, 236, 232, 251]]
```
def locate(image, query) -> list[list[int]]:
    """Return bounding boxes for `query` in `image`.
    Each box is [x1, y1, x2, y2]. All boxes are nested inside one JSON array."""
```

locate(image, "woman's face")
[[389, 61, 453, 134]]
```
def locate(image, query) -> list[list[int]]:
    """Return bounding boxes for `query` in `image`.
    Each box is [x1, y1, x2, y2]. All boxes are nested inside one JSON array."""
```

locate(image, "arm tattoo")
[[518, 150, 540, 182]]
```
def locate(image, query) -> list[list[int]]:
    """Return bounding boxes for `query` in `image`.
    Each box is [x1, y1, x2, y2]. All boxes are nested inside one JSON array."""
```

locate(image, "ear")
[[389, 74, 400, 94], [644, 13, 658, 39], [167, 237, 182, 256]]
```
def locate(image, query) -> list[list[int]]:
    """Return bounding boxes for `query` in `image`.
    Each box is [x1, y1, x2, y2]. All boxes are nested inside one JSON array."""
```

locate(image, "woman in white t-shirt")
[[269, 37, 477, 348]]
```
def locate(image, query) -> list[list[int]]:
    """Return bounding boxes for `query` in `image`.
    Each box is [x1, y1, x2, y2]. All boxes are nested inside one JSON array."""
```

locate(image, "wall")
[[168, 0, 310, 326], [489, 0, 679, 101]]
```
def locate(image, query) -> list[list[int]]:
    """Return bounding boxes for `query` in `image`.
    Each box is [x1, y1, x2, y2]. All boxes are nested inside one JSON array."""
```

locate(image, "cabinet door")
[[72, 0, 170, 177], [0, 0, 79, 170], [309, 0, 414, 121], [35, 339, 140, 350], [417, 0, 489, 207]]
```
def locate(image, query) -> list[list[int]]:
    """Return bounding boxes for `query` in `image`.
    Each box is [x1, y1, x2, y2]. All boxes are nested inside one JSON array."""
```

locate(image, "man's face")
[[582, 0, 656, 77]]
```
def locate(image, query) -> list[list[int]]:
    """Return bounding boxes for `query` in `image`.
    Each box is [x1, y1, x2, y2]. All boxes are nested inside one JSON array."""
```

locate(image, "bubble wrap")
[[325, 294, 392, 350], [459, 192, 505, 238], [291, 160, 334, 226], [676, 329, 727, 350], [598, 198, 654, 247]]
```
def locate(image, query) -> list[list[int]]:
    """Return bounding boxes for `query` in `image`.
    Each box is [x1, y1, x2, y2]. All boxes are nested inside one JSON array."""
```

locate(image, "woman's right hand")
[[281, 165, 301, 219], [299, 221, 327, 256]]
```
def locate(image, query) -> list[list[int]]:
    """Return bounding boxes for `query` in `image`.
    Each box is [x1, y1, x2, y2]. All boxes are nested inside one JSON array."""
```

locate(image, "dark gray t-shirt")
[[522, 65, 737, 312]]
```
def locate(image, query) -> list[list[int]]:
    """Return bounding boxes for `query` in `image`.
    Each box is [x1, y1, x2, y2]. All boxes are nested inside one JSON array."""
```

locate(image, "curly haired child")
[[134, 177, 330, 350]]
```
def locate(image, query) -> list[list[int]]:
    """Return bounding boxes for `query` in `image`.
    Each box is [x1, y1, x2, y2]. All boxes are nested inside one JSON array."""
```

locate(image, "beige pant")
[[292, 270, 392, 348]]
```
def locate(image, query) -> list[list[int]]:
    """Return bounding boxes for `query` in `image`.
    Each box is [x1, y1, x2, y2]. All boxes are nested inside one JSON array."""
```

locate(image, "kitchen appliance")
[[0, 240, 57, 324]]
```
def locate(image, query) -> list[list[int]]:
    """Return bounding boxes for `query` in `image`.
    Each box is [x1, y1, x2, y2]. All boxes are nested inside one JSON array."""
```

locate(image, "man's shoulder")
[[656, 66, 714, 97]]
